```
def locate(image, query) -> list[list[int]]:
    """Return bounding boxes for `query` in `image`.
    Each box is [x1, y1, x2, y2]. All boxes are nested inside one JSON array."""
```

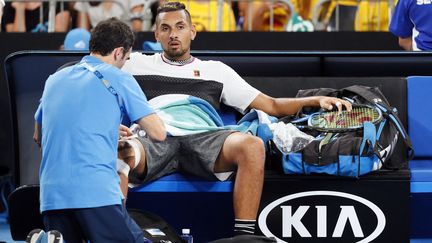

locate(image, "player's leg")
[[117, 136, 180, 197], [215, 132, 265, 234], [181, 130, 265, 235], [117, 138, 147, 197]]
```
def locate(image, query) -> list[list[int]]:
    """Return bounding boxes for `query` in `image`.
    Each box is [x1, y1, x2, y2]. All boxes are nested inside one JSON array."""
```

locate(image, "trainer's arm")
[[249, 93, 352, 117], [136, 114, 166, 141]]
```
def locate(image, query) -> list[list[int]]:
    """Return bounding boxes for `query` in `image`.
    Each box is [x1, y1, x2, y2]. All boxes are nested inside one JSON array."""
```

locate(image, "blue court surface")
[[0, 219, 21, 243]]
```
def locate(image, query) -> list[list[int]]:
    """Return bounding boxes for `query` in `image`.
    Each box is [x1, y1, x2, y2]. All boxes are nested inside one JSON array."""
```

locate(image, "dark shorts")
[[42, 204, 145, 243], [130, 130, 234, 184]]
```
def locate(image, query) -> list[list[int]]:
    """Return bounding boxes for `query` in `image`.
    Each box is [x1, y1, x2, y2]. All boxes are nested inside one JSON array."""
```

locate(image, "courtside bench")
[[130, 75, 432, 242], [4, 51, 432, 242]]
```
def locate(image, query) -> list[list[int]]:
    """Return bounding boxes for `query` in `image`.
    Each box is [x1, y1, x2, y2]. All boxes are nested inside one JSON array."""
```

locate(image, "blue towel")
[[149, 94, 277, 138]]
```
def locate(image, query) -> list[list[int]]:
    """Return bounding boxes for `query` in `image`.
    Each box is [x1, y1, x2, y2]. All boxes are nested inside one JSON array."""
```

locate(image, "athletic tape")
[[125, 139, 141, 169], [117, 159, 130, 176]]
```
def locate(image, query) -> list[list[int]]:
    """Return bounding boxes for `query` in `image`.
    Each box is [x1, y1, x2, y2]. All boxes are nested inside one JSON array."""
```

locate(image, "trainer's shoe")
[[46, 230, 64, 243], [25, 229, 46, 243]]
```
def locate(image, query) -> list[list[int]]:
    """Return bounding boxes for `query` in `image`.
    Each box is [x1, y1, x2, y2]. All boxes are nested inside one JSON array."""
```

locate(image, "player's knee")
[[117, 159, 130, 177], [117, 138, 145, 175], [238, 136, 265, 168]]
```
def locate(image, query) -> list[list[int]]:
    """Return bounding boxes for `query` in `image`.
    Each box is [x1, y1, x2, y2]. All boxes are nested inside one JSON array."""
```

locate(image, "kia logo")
[[258, 191, 386, 243]]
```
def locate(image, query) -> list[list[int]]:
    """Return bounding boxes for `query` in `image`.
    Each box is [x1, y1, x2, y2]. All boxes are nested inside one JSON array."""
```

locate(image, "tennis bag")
[[269, 85, 414, 177]]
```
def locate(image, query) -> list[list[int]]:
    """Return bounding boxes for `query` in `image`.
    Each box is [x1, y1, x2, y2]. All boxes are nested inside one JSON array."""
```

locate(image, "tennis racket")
[[293, 105, 382, 133]]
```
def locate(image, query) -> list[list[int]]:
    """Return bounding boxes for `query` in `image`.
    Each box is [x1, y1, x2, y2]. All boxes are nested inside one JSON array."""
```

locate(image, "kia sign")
[[258, 191, 386, 243]]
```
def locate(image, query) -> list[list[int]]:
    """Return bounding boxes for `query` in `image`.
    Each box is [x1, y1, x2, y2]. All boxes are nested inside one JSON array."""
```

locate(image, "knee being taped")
[[117, 159, 130, 176], [125, 139, 141, 169]]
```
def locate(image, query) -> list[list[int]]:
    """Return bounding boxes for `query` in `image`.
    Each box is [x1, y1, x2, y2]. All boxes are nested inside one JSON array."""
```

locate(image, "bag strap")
[[359, 121, 376, 155], [343, 85, 414, 160], [342, 85, 389, 105]]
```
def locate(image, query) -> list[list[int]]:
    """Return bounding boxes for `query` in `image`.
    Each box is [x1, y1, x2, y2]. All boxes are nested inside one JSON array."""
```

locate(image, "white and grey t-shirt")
[[122, 52, 260, 114]]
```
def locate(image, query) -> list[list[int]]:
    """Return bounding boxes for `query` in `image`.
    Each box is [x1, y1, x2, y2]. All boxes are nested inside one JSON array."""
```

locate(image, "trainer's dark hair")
[[156, 2, 192, 24], [89, 18, 135, 56]]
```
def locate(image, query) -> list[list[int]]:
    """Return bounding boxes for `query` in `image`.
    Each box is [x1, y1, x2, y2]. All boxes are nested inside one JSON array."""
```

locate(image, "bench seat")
[[410, 160, 432, 193], [129, 173, 233, 193]]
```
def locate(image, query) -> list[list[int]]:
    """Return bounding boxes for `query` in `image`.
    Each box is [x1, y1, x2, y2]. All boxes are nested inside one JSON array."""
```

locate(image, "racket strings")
[[312, 107, 379, 129]]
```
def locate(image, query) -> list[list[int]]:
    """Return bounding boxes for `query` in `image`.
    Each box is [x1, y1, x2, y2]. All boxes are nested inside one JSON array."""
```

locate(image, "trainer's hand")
[[119, 124, 132, 139], [319, 97, 352, 113]]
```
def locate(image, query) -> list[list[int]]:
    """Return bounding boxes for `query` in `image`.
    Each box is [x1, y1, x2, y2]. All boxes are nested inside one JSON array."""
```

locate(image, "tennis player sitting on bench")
[[117, 1, 352, 236]]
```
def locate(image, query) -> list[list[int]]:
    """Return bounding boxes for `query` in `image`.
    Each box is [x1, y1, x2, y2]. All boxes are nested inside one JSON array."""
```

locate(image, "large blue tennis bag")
[[269, 85, 414, 178]]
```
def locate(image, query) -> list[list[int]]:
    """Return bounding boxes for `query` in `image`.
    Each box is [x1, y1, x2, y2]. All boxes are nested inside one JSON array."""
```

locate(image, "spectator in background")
[[289, 0, 357, 32], [178, 0, 236, 31], [61, 28, 91, 50], [389, 0, 432, 51], [309, 0, 356, 31], [75, 0, 147, 32], [66, 2, 79, 30], [354, 0, 390, 31], [0, 0, 4, 29], [237, 1, 291, 31], [2, 1, 70, 32]]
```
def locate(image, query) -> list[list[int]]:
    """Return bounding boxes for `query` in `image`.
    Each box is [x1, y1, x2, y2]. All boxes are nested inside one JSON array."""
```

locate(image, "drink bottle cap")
[[182, 229, 190, 234]]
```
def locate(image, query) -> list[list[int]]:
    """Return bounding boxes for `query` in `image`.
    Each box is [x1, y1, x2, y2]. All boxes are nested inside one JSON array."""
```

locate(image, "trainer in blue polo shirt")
[[389, 0, 432, 51], [33, 18, 166, 243]]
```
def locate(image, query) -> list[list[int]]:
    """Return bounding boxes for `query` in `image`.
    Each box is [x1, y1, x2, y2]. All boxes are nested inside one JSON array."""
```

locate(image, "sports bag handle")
[[342, 85, 414, 160]]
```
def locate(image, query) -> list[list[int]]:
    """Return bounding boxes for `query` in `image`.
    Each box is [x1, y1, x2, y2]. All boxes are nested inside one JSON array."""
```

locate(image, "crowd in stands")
[[1, 1, 71, 32], [0, 0, 430, 51], [0, 0, 401, 33], [0, 0, 148, 32]]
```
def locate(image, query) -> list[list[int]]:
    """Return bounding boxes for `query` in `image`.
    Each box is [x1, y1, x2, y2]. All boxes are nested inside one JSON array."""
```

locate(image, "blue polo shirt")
[[35, 55, 154, 212], [389, 0, 432, 50]]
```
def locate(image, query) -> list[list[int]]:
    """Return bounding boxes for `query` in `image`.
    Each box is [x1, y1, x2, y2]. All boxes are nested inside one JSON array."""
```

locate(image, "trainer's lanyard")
[[80, 62, 126, 121]]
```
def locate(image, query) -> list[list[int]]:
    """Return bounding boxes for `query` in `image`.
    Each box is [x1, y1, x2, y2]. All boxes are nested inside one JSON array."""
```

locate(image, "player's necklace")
[[162, 54, 194, 66]]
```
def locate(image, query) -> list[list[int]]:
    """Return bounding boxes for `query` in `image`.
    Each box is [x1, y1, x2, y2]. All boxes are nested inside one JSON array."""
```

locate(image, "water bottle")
[[143, 238, 152, 243], [180, 228, 193, 243]]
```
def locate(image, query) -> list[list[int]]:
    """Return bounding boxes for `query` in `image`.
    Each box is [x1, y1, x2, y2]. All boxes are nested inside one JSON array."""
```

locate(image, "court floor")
[[0, 217, 430, 243]]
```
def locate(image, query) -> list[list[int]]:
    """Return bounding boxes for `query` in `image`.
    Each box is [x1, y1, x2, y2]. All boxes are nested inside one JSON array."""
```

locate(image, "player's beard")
[[164, 43, 188, 60]]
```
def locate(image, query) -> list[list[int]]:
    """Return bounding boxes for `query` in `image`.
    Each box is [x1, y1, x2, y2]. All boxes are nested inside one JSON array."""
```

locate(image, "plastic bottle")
[[180, 228, 193, 243], [143, 238, 152, 243]]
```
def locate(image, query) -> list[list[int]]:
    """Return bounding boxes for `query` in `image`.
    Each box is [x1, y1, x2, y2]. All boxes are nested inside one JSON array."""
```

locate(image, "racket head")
[[307, 105, 382, 132]]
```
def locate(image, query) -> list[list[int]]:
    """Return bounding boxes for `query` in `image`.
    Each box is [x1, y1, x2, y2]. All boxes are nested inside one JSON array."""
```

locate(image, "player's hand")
[[319, 97, 352, 113]]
